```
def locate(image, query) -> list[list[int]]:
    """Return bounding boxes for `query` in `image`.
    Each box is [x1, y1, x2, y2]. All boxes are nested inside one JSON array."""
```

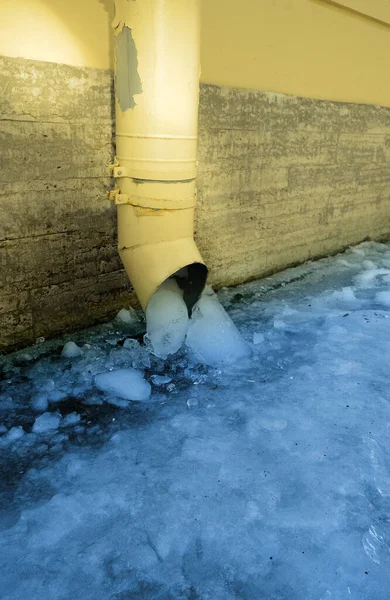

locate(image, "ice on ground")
[[151, 374, 173, 386], [331, 286, 357, 303], [32, 412, 61, 433], [375, 290, 390, 307], [61, 341, 83, 358], [1, 426, 24, 444], [115, 307, 139, 326], [362, 259, 378, 270], [2, 241, 390, 599], [145, 279, 250, 366], [253, 332, 264, 345], [362, 525, 390, 566], [31, 394, 49, 411], [186, 287, 251, 365], [94, 368, 151, 403], [355, 267, 390, 288], [61, 412, 81, 428], [350, 246, 366, 256], [145, 278, 189, 359], [122, 337, 140, 351]]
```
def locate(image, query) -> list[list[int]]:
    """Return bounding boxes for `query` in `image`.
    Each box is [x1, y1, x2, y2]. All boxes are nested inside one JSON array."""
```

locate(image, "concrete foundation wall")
[[1, 56, 390, 351], [0, 56, 130, 350], [196, 85, 390, 288]]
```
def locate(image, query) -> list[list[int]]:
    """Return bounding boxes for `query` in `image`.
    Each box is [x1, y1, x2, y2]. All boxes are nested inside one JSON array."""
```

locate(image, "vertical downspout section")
[[110, 0, 208, 313]]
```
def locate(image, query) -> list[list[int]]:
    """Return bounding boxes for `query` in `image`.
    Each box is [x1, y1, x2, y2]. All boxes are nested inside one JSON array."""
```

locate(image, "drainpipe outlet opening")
[[169, 262, 208, 316]]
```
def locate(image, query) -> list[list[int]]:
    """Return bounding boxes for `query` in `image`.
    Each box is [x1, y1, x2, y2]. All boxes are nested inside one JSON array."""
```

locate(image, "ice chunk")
[[119, 338, 151, 370], [145, 279, 189, 359], [273, 318, 287, 330], [95, 368, 151, 402], [0, 424, 7, 435], [375, 291, 390, 307], [151, 374, 173, 386], [48, 389, 68, 404], [253, 332, 264, 345], [61, 413, 81, 428], [62, 341, 83, 358], [123, 337, 140, 351], [186, 288, 250, 366], [32, 412, 61, 433], [32, 394, 49, 411], [44, 378, 55, 392], [115, 307, 139, 326], [4, 426, 25, 442]]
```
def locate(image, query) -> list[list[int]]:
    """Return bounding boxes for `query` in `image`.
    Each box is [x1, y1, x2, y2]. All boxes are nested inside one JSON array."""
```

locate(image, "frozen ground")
[[1, 241, 390, 599]]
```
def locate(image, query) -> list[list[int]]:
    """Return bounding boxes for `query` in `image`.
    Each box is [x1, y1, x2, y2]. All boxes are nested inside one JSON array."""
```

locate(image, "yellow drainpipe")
[[109, 0, 207, 313]]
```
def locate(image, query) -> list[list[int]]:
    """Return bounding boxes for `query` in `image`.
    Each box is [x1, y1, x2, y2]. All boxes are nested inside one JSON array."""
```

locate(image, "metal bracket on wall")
[[106, 163, 129, 178], [108, 188, 130, 205]]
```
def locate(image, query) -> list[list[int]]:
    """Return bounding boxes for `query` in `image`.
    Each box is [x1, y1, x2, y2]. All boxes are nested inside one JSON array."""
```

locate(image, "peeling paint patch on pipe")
[[115, 25, 142, 111]]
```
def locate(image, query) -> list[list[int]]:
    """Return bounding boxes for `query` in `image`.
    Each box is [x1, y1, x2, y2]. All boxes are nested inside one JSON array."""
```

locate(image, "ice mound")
[[33, 412, 61, 434], [186, 288, 250, 366], [61, 341, 83, 358], [94, 368, 151, 402], [145, 279, 189, 359]]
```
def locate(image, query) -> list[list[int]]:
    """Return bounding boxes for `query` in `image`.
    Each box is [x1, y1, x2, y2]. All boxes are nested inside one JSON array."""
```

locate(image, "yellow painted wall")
[[329, 0, 390, 24], [0, 0, 113, 70], [200, 0, 390, 107], [0, 0, 389, 107]]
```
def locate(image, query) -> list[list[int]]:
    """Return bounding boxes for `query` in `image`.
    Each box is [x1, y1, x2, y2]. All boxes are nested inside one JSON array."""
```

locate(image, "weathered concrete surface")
[[0, 56, 132, 351], [1, 56, 390, 351], [197, 85, 390, 288]]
